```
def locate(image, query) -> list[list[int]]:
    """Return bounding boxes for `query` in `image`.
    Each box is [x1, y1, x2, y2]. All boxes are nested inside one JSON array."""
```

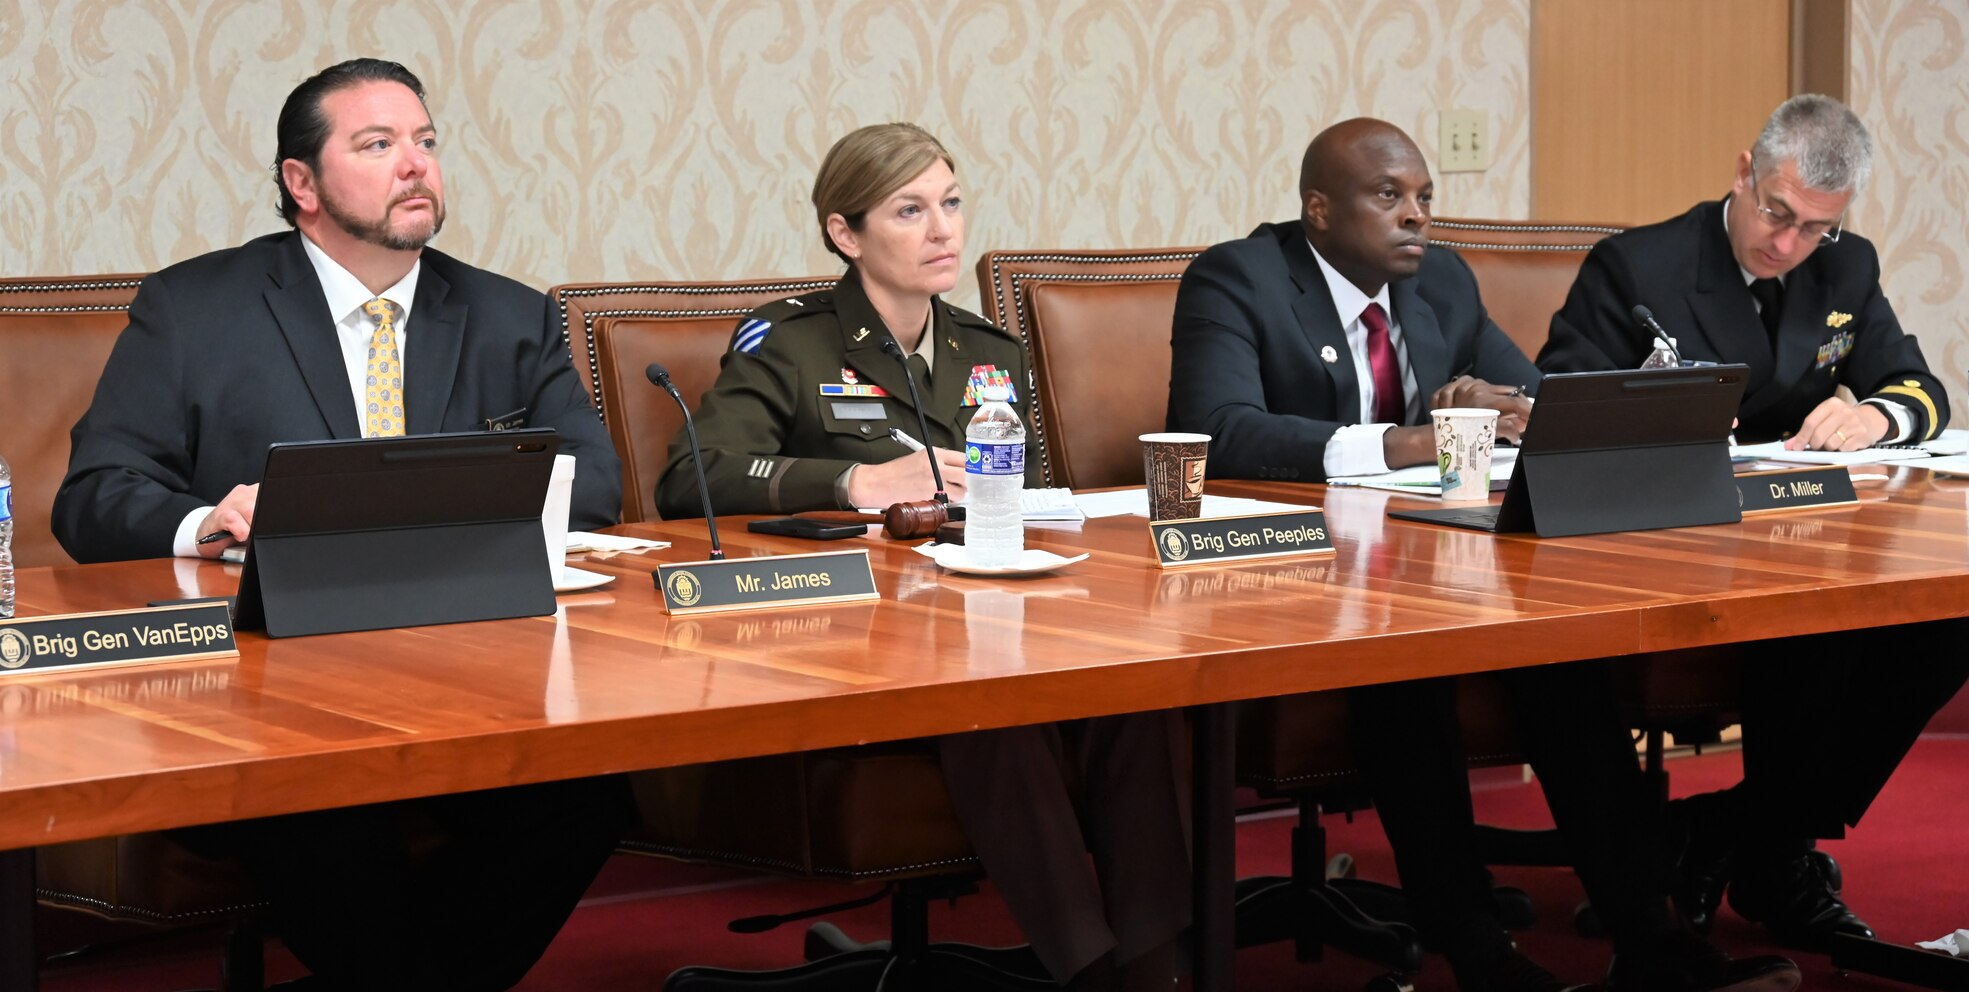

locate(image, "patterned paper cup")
[[1430, 408, 1499, 502], [1140, 432, 1211, 521]]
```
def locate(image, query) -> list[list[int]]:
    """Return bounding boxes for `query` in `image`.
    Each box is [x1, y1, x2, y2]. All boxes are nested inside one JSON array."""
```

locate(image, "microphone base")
[[935, 520, 966, 545]]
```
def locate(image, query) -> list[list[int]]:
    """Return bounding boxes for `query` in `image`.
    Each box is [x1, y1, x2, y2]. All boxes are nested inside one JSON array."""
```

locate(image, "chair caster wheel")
[[1574, 901, 1606, 939], [1365, 974, 1415, 992]]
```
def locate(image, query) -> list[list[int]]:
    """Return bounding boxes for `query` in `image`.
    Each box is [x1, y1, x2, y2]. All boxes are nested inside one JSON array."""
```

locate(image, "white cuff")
[[1861, 398, 1913, 444], [172, 506, 212, 558], [1323, 423, 1397, 479]]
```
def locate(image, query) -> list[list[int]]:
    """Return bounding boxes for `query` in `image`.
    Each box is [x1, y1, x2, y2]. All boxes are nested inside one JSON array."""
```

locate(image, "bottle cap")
[[982, 384, 1012, 402]]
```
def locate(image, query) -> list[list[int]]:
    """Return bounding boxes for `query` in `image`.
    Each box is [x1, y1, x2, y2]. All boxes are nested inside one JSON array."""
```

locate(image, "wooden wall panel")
[[1531, 0, 1792, 224]]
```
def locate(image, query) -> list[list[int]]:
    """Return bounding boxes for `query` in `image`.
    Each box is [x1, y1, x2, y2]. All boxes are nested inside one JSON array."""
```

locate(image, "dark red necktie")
[[1361, 302, 1404, 424]]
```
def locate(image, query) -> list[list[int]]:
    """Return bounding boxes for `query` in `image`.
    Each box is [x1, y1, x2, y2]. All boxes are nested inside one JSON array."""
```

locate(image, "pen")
[[196, 531, 231, 545], [889, 428, 926, 452]]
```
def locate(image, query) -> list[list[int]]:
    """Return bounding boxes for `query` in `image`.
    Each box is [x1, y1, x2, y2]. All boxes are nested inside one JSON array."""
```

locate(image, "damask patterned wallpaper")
[[1848, 0, 1969, 422], [0, 0, 1532, 309]]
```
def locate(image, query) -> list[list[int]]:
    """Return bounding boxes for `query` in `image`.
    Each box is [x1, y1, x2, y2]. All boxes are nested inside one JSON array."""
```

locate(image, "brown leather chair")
[[0, 275, 147, 568], [1424, 218, 1628, 358], [975, 247, 1205, 488], [574, 278, 1043, 990], [1, 274, 269, 988], [549, 278, 836, 436]]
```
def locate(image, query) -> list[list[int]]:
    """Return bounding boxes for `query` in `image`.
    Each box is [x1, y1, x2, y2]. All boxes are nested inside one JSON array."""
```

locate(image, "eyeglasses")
[[1746, 170, 1843, 245]]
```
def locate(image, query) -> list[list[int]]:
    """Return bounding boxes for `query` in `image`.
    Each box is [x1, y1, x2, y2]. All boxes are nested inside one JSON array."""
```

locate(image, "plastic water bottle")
[[1641, 336, 1680, 369], [964, 385, 1026, 567], [1, 453, 13, 619]]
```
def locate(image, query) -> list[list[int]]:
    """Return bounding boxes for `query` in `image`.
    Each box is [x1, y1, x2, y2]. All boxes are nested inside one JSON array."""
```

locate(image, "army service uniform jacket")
[[655, 269, 1041, 517]]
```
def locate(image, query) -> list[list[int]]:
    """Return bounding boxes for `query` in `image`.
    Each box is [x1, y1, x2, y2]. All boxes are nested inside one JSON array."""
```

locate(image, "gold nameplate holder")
[[0, 601, 239, 677], [1150, 510, 1336, 568], [655, 550, 880, 615]]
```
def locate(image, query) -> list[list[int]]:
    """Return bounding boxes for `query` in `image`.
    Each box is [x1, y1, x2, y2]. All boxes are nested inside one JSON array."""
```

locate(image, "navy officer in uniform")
[[1540, 93, 1969, 949]]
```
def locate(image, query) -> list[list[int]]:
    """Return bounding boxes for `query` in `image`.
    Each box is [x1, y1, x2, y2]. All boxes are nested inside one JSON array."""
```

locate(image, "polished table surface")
[[6, 467, 1969, 853]]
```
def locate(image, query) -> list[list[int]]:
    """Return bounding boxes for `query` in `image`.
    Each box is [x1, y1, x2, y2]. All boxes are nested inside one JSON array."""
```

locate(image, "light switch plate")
[[1440, 109, 1488, 173]]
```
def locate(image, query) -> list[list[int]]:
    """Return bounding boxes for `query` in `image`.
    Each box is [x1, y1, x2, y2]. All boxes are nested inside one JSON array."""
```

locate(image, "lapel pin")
[[853, 326, 870, 342], [1320, 345, 1339, 364]]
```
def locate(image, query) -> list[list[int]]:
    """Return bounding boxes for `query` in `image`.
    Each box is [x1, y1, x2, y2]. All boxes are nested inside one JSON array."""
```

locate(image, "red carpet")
[[39, 734, 1969, 990]]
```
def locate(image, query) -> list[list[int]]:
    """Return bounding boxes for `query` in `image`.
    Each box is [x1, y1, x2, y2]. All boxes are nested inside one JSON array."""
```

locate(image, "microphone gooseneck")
[[1630, 305, 1683, 365], [880, 338, 950, 505], [646, 362, 723, 560]]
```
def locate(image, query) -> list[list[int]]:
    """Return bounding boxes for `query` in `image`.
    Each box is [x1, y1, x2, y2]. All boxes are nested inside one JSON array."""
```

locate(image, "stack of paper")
[[1327, 447, 1518, 496], [1728, 441, 1929, 466]]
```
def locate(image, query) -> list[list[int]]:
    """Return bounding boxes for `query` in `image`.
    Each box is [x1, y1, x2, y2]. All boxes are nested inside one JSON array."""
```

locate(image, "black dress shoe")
[[1608, 931, 1800, 992], [1728, 849, 1875, 949], [1665, 794, 1736, 934]]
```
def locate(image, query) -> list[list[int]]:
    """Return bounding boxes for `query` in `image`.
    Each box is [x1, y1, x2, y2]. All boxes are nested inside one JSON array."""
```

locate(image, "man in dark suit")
[[54, 59, 626, 991], [1168, 122, 1534, 481], [1170, 119, 1797, 992], [1540, 94, 1969, 949]]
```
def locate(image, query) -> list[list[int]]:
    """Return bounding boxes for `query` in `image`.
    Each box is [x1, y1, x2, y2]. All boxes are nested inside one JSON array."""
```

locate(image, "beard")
[[322, 184, 445, 251]]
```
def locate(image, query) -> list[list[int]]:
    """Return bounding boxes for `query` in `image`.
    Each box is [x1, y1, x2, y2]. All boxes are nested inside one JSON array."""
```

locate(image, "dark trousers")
[[229, 775, 630, 991], [1738, 617, 1969, 841], [938, 712, 1192, 984], [1350, 662, 1669, 961]]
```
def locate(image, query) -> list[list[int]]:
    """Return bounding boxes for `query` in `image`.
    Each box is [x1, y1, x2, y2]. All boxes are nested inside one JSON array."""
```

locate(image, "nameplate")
[[1150, 510, 1335, 568], [0, 602, 239, 677], [1736, 467, 1858, 515], [655, 550, 880, 615]]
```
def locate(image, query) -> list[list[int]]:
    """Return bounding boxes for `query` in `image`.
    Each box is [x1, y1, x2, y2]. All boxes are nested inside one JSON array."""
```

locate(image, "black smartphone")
[[746, 517, 868, 540]]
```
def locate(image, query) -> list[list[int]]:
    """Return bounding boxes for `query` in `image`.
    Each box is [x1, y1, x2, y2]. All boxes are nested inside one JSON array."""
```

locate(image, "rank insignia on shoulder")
[[734, 318, 772, 354], [962, 364, 1017, 406], [820, 382, 890, 398]]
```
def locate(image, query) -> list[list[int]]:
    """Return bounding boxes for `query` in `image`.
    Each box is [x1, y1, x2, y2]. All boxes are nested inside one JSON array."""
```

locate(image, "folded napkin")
[[566, 531, 670, 555]]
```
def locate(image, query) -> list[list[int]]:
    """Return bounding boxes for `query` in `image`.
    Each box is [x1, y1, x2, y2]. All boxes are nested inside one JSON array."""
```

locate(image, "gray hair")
[[1751, 93, 1873, 196]]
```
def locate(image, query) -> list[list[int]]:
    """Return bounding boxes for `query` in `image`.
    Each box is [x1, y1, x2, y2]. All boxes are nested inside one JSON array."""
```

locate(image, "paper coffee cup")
[[1140, 432, 1211, 521], [1430, 409, 1499, 502]]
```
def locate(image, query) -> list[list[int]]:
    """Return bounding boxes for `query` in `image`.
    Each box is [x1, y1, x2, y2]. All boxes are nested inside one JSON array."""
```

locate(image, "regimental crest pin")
[[840, 367, 858, 384], [1320, 345, 1339, 364], [1826, 311, 1853, 328]]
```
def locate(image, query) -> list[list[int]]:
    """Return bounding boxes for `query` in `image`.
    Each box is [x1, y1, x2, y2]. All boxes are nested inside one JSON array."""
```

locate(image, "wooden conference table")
[[6, 467, 1969, 991]]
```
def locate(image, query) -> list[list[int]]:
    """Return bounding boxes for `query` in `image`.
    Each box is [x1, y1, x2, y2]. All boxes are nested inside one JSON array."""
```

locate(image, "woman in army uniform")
[[654, 124, 1037, 515], [656, 124, 1190, 992]]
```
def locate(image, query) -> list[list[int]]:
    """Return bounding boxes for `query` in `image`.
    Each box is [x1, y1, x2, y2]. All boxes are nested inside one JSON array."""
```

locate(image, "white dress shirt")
[[1308, 240, 1419, 478], [171, 235, 424, 555]]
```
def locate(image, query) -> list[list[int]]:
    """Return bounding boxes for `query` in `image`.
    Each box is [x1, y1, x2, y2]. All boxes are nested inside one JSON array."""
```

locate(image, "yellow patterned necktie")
[[361, 298, 406, 438]]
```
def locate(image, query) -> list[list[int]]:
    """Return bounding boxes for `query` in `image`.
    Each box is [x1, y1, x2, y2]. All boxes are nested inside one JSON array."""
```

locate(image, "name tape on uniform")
[[1150, 510, 1335, 568], [0, 601, 239, 676], [1735, 467, 1858, 515], [655, 550, 879, 615]]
